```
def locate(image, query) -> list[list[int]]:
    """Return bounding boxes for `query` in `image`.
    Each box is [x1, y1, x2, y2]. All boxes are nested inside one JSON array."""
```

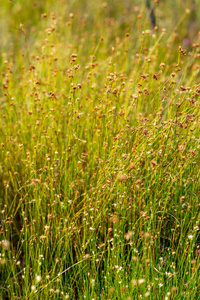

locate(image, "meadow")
[[0, 0, 200, 299]]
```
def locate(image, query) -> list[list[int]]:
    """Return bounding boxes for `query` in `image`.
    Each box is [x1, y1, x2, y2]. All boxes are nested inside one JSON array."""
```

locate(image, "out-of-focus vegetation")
[[0, 0, 200, 299]]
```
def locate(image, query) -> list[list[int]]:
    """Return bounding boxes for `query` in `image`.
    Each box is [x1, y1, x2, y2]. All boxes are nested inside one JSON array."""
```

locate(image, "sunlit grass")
[[0, 0, 200, 299]]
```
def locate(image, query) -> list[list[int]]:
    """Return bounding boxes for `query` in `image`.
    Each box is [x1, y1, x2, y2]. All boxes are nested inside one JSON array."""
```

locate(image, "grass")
[[0, 0, 200, 299]]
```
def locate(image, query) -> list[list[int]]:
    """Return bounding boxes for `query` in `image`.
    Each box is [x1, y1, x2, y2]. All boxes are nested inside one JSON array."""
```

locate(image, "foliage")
[[0, 0, 200, 299]]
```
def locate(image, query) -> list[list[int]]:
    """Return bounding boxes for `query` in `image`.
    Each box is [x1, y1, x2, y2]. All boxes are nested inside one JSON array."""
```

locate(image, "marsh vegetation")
[[0, 0, 200, 299]]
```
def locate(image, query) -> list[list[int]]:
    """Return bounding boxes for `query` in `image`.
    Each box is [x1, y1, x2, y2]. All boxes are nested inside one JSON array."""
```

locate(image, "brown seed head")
[[118, 174, 127, 182]]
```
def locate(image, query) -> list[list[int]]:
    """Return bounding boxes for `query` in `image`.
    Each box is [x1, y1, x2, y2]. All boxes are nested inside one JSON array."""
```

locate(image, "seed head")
[[118, 174, 127, 182], [138, 278, 145, 285], [2, 240, 10, 250]]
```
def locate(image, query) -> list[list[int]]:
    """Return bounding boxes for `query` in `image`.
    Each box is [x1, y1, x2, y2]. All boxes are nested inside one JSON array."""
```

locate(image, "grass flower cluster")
[[0, 0, 200, 299]]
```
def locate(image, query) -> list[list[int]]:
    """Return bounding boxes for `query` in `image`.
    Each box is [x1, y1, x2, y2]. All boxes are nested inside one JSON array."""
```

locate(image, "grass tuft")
[[0, 0, 200, 299]]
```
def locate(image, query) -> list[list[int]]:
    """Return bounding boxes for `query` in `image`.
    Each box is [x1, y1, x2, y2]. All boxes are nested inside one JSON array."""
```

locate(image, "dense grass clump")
[[0, 0, 200, 299]]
